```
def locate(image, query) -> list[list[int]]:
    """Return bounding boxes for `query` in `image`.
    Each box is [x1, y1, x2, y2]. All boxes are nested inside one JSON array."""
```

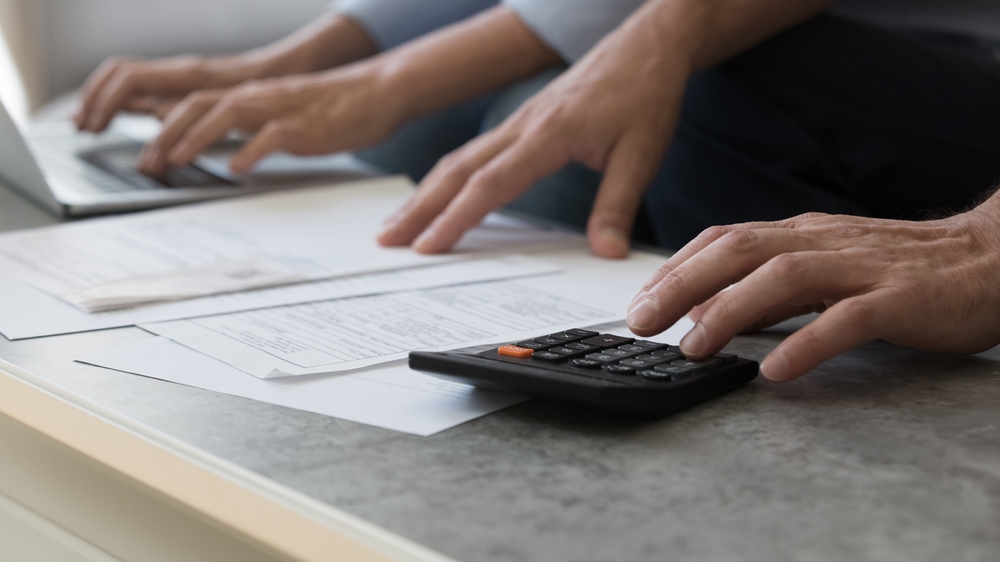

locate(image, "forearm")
[[224, 14, 378, 81], [368, 6, 560, 121]]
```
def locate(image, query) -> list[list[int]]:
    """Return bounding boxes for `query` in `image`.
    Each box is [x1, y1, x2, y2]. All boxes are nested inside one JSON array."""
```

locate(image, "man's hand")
[[74, 14, 377, 134], [74, 55, 248, 133], [135, 67, 403, 175], [377, 0, 837, 258], [377, 16, 689, 259], [626, 206, 1000, 381]]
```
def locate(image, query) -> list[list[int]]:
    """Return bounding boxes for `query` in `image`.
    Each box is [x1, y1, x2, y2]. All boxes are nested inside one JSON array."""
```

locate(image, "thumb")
[[586, 135, 664, 258]]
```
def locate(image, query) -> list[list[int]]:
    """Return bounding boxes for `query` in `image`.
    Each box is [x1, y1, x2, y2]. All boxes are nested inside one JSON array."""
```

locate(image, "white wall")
[[9, 0, 333, 109]]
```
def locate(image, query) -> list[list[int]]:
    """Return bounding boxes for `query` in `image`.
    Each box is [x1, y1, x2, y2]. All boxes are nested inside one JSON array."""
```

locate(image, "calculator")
[[409, 329, 759, 417]]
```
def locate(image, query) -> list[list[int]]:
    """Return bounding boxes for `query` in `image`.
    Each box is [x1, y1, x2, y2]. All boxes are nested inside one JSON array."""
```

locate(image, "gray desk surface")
[[1, 181, 999, 562]]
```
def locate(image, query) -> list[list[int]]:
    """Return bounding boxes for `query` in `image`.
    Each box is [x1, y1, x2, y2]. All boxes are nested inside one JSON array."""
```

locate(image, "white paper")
[[0, 256, 559, 340], [0, 176, 582, 310], [74, 318, 698, 436], [142, 277, 621, 378], [135, 245, 664, 377], [78, 337, 528, 437]]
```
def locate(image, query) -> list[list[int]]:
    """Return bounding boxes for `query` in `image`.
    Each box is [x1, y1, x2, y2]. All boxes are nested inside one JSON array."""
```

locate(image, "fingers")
[[124, 96, 180, 120], [228, 117, 315, 173], [377, 130, 514, 248], [626, 228, 820, 337], [164, 94, 261, 168], [628, 226, 736, 313], [631, 213, 830, 307], [678, 250, 873, 359], [761, 292, 891, 381], [81, 64, 158, 133], [585, 135, 664, 258], [75, 57, 134, 130], [137, 90, 223, 175], [411, 129, 574, 254]]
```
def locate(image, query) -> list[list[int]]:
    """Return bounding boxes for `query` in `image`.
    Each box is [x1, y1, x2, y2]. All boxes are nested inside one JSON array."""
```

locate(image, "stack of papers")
[[2, 174, 677, 435]]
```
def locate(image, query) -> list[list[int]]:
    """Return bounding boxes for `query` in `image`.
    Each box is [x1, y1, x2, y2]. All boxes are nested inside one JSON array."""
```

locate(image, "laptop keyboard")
[[30, 136, 140, 193]]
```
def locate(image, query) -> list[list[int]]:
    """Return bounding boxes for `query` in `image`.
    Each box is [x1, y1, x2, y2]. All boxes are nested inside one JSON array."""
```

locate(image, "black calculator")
[[409, 328, 759, 417]]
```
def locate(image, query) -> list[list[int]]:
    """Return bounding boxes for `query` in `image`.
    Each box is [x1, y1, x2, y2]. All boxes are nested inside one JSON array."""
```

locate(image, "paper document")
[[0, 256, 559, 340], [141, 278, 620, 378], [78, 337, 528, 437], [75, 319, 696, 436], [0, 176, 582, 311]]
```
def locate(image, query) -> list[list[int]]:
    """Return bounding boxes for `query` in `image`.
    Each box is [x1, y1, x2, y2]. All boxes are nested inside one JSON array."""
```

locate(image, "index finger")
[[377, 129, 514, 248], [75, 57, 133, 129], [411, 128, 573, 254], [166, 100, 248, 166], [630, 212, 832, 309], [626, 228, 820, 336]]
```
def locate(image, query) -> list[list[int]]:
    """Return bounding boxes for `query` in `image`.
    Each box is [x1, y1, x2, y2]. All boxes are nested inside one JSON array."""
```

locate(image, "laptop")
[[0, 98, 379, 217]]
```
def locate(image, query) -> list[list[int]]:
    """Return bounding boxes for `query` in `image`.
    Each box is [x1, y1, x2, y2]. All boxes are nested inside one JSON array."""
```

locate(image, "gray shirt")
[[333, 0, 646, 62]]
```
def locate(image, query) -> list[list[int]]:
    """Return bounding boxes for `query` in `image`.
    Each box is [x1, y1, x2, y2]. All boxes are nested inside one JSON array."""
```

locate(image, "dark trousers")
[[647, 15, 1000, 249]]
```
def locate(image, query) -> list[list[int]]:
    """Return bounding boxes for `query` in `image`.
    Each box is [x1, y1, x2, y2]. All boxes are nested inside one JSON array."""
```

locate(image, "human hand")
[[73, 55, 256, 133], [135, 65, 404, 176], [625, 207, 1000, 381], [74, 14, 377, 134], [377, 22, 691, 258]]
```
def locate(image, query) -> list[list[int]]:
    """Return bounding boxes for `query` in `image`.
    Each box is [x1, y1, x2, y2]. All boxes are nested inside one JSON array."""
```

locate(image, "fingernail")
[[599, 227, 630, 254], [761, 352, 790, 381], [627, 291, 647, 313], [380, 214, 402, 234], [626, 296, 657, 331], [413, 227, 437, 251], [680, 323, 706, 356]]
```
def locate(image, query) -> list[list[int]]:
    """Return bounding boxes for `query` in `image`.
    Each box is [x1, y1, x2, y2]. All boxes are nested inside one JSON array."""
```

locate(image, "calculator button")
[[639, 369, 673, 382], [714, 352, 738, 364], [515, 340, 551, 350], [584, 353, 619, 364], [534, 337, 562, 346], [648, 351, 683, 362], [654, 364, 697, 377], [604, 364, 637, 375], [581, 334, 634, 347], [566, 329, 600, 337], [565, 342, 600, 352], [572, 358, 603, 369], [550, 331, 589, 342], [532, 351, 566, 362], [617, 345, 647, 353], [498, 345, 534, 358], [633, 340, 669, 350], [634, 354, 668, 363], [670, 358, 722, 372], [548, 346, 588, 358], [602, 348, 639, 358], [620, 358, 664, 368]]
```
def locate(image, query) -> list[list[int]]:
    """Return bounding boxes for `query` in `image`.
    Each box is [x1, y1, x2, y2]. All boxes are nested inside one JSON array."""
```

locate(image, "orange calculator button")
[[498, 345, 534, 358]]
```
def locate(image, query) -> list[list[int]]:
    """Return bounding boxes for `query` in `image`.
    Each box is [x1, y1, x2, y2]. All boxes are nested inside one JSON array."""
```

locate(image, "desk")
[[1, 179, 999, 562]]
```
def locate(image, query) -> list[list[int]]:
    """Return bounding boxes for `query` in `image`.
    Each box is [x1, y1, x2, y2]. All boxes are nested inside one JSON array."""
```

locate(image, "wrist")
[[375, 6, 560, 123]]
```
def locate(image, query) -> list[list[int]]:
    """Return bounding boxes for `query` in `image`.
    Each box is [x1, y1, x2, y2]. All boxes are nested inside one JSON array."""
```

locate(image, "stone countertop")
[[1, 182, 998, 562]]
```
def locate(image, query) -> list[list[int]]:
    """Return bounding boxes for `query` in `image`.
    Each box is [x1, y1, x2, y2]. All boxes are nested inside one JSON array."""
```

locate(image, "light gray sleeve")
[[504, 0, 649, 62], [332, 0, 498, 51]]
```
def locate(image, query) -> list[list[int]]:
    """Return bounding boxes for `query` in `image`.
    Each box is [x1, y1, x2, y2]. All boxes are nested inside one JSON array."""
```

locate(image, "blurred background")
[[0, 0, 331, 126]]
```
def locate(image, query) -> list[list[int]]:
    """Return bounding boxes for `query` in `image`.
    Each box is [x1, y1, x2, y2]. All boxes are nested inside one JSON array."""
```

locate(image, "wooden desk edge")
[[0, 359, 458, 562]]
